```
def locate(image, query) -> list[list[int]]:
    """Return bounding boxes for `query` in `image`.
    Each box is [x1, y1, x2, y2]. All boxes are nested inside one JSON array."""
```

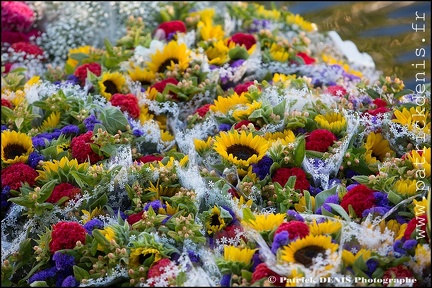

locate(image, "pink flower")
[[327, 85, 347, 97], [228, 33, 256, 50], [1, 1, 35, 32]]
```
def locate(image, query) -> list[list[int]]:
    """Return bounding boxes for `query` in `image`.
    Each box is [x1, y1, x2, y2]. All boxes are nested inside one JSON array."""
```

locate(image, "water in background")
[[260, 1, 431, 90]]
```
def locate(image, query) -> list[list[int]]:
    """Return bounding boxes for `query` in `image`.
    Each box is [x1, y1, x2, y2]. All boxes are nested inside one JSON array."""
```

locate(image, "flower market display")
[[1, 1, 431, 287]]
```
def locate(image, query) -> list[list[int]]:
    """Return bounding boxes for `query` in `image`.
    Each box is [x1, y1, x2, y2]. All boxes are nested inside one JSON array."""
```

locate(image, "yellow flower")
[[197, 21, 225, 42], [66, 45, 97, 69], [81, 207, 105, 224], [194, 136, 213, 154], [223, 245, 257, 265], [294, 195, 315, 213], [146, 41, 191, 74], [213, 130, 268, 167], [314, 112, 347, 135], [129, 247, 161, 267], [378, 219, 407, 240], [309, 218, 342, 236], [210, 92, 250, 114], [393, 179, 418, 198], [406, 147, 431, 178], [364, 132, 394, 164], [322, 55, 363, 78], [272, 73, 297, 86], [413, 197, 428, 216], [206, 206, 226, 235], [98, 71, 127, 101], [127, 65, 156, 88], [269, 42, 289, 62], [342, 249, 372, 267], [160, 130, 175, 142], [242, 213, 285, 232], [264, 130, 296, 146], [232, 101, 262, 121], [255, 4, 281, 20], [204, 40, 230, 65], [280, 234, 338, 268], [24, 76, 41, 88], [97, 227, 116, 251], [190, 8, 216, 25], [414, 244, 431, 268], [139, 105, 154, 125], [40, 111, 61, 131], [392, 107, 431, 135], [37, 156, 89, 181], [285, 13, 315, 32], [1, 130, 33, 164]]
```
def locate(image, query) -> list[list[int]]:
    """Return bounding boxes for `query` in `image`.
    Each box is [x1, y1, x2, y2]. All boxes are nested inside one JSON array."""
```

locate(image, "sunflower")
[[285, 14, 315, 32], [342, 249, 372, 267], [223, 245, 257, 265], [363, 132, 394, 164], [210, 92, 250, 115], [241, 213, 285, 232], [189, 7, 216, 24], [127, 65, 156, 89], [232, 101, 262, 121], [37, 156, 89, 182], [294, 194, 315, 213], [160, 130, 175, 142], [97, 227, 116, 251], [81, 207, 105, 224], [205, 40, 230, 65], [1, 130, 33, 164], [66, 45, 99, 69], [197, 20, 225, 42], [98, 71, 127, 101], [272, 73, 297, 87], [39, 111, 61, 131], [378, 219, 407, 240], [392, 107, 431, 135], [146, 41, 191, 74], [269, 42, 289, 62], [205, 206, 226, 235], [308, 219, 342, 236], [213, 130, 268, 167], [314, 112, 347, 136], [280, 234, 339, 268], [393, 179, 418, 198], [406, 147, 431, 178], [158, 202, 180, 216], [264, 129, 296, 146], [139, 105, 154, 125], [194, 136, 213, 154], [129, 247, 162, 267], [146, 181, 180, 199]]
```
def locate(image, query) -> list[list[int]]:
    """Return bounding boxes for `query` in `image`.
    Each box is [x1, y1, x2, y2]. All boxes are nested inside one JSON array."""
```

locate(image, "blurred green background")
[[257, 1, 431, 90]]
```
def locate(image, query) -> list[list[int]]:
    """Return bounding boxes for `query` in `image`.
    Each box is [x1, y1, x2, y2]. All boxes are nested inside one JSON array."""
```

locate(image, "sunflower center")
[[138, 253, 154, 264], [103, 80, 119, 95], [4, 144, 27, 160], [227, 144, 257, 160], [158, 58, 179, 73], [210, 214, 221, 226], [293, 245, 326, 267], [140, 80, 151, 87]]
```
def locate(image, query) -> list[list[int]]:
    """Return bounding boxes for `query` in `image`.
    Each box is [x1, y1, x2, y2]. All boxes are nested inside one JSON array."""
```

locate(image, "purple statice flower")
[[366, 258, 379, 277], [66, 75, 80, 85], [220, 274, 231, 287], [132, 129, 144, 137], [287, 210, 305, 222], [219, 124, 231, 131], [28, 266, 57, 283], [396, 215, 408, 224], [402, 239, 417, 251], [316, 195, 339, 214], [114, 209, 128, 220], [251, 250, 263, 270], [271, 231, 289, 254], [230, 59, 245, 68], [362, 206, 390, 218], [328, 178, 341, 188], [27, 151, 45, 169], [373, 192, 390, 208], [61, 275, 78, 287], [1, 125, 8, 131], [83, 114, 101, 132], [308, 185, 322, 196], [248, 18, 272, 33], [32, 134, 50, 148], [252, 155, 273, 180], [60, 125, 80, 136], [344, 168, 359, 179], [83, 218, 104, 234], [53, 252, 75, 271], [144, 200, 166, 212], [346, 183, 359, 191], [393, 239, 405, 256], [187, 250, 201, 263], [1, 186, 11, 213], [293, 127, 307, 136]]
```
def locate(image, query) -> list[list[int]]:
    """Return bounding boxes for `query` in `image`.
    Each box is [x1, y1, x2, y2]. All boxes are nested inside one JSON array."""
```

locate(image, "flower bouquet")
[[1, 1, 431, 287]]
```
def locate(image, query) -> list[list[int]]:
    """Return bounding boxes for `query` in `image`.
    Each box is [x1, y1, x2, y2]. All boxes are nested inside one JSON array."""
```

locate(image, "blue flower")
[[133, 129, 144, 137], [28, 267, 57, 283], [60, 125, 80, 136], [316, 195, 339, 214], [83, 114, 101, 131], [53, 252, 75, 271], [373, 192, 390, 208], [83, 218, 104, 234], [220, 274, 231, 287], [61, 275, 78, 287], [402, 239, 417, 251], [366, 258, 379, 277], [219, 124, 231, 131], [286, 210, 305, 222], [271, 231, 289, 254], [362, 206, 390, 218], [28, 151, 45, 169], [144, 200, 166, 212], [187, 250, 201, 263], [252, 155, 273, 180]]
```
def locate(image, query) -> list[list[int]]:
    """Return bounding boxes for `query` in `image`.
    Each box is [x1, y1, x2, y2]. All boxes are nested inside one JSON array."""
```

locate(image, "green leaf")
[[388, 190, 403, 205], [92, 229, 111, 253], [285, 176, 296, 189], [328, 203, 351, 221], [273, 99, 286, 117], [38, 180, 57, 203], [293, 137, 305, 167], [73, 265, 91, 282], [248, 108, 264, 120], [242, 207, 256, 223], [228, 46, 249, 60], [314, 185, 338, 213], [99, 106, 129, 134], [30, 281, 48, 287]]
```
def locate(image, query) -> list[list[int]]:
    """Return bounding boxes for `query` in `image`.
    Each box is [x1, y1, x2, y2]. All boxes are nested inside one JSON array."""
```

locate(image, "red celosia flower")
[[70, 131, 104, 164], [340, 184, 375, 217], [46, 182, 81, 205], [228, 33, 256, 50], [233, 81, 255, 95], [372, 98, 388, 108], [327, 85, 347, 97], [251, 263, 285, 286], [150, 77, 179, 100], [404, 214, 429, 242], [1, 162, 38, 190], [228, 187, 240, 198], [73, 62, 102, 85], [1, 1, 35, 32], [10, 41, 44, 58], [155, 20, 187, 39], [295, 52, 316, 65], [234, 120, 260, 130], [271, 167, 310, 191], [1, 98, 13, 109], [305, 129, 337, 152], [194, 103, 213, 118], [110, 93, 140, 119], [49, 221, 86, 253], [382, 265, 415, 287], [1, 30, 29, 44], [366, 106, 390, 116], [137, 155, 164, 164], [274, 221, 310, 240], [215, 224, 247, 243], [147, 258, 173, 286], [127, 211, 144, 225]]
